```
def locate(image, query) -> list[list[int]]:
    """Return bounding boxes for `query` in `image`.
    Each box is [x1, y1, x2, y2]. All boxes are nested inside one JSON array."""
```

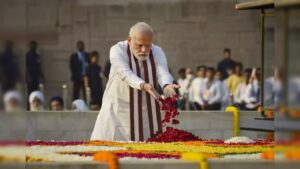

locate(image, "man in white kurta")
[[91, 22, 179, 141]]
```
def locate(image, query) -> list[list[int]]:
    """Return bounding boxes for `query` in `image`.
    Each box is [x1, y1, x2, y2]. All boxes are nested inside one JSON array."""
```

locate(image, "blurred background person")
[[217, 48, 236, 80], [199, 67, 222, 110], [189, 65, 206, 110], [71, 99, 88, 112], [215, 70, 230, 110], [69, 41, 89, 101], [264, 67, 283, 108], [234, 68, 258, 110], [49, 96, 64, 111], [224, 66, 235, 104], [3, 90, 23, 112], [177, 68, 187, 95], [185, 68, 195, 109], [251, 68, 261, 104], [29, 91, 45, 111], [288, 75, 300, 109], [26, 41, 44, 96], [185, 68, 194, 82], [0, 40, 19, 93], [86, 51, 103, 108], [227, 62, 244, 101], [177, 68, 188, 110]]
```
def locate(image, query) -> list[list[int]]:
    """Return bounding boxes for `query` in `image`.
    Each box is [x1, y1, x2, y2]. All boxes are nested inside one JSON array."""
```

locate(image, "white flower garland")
[[223, 153, 261, 159], [224, 136, 255, 144]]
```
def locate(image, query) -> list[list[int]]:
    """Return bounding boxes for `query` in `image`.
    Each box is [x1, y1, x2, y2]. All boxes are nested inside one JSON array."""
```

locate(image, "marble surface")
[[0, 110, 268, 141]]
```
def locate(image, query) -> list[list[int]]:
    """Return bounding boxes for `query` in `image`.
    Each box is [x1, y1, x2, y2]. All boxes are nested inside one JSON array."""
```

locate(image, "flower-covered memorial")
[[0, 96, 276, 167]]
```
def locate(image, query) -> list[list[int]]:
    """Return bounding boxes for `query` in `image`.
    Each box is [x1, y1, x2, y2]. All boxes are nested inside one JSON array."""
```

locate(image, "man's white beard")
[[135, 55, 148, 61], [132, 50, 148, 61]]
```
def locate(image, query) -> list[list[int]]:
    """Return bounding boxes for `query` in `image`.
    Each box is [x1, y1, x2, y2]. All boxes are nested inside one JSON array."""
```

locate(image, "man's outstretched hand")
[[163, 84, 180, 97], [141, 83, 161, 101]]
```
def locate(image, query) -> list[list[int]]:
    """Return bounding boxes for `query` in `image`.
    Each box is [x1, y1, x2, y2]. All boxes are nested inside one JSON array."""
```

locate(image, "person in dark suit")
[[217, 48, 236, 80], [69, 41, 89, 101], [0, 40, 19, 93], [26, 41, 44, 96], [86, 51, 103, 108]]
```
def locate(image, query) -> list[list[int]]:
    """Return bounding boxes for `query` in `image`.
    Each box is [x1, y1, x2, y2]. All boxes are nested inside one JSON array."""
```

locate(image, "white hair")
[[72, 99, 89, 112], [29, 91, 45, 104], [4, 90, 22, 104], [129, 22, 153, 37]]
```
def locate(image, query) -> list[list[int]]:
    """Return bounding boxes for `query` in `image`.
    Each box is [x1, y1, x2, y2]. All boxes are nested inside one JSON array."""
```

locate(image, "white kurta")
[[199, 79, 222, 105], [189, 77, 205, 105], [177, 78, 189, 96], [90, 40, 173, 141], [235, 83, 257, 109]]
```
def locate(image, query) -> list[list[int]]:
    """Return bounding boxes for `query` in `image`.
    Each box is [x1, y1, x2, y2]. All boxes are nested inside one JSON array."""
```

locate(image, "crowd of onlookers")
[[0, 40, 109, 112], [0, 39, 284, 112], [3, 90, 90, 112], [176, 48, 283, 111]]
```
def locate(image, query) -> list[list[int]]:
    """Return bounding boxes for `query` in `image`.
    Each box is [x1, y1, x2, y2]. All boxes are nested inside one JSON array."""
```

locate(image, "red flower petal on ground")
[[172, 119, 179, 125]]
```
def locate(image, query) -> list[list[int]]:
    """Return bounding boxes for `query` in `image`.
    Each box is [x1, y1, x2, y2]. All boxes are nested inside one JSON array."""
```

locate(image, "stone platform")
[[0, 159, 282, 169], [0, 110, 268, 141]]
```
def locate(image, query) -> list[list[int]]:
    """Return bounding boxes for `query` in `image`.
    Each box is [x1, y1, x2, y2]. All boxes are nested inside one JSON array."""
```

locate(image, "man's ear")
[[127, 36, 131, 44]]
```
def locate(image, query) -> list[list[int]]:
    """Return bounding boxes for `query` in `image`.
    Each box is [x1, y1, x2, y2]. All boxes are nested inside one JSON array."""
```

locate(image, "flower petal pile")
[[147, 127, 201, 142]]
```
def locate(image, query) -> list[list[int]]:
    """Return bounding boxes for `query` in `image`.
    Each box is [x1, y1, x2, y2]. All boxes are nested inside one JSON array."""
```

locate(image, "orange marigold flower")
[[93, 151, 118, 169], [261, 151, 274, 160], [285, 151, 300, 160]]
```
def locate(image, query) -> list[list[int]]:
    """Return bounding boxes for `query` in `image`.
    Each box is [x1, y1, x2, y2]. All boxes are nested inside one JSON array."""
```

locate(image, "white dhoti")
[[90, 40, 173, 141]]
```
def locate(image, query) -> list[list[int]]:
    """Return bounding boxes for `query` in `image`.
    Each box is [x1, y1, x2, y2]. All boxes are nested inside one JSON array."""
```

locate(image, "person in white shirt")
[[177, 68, 189, 110], [215, 70, 230, 110], [91, 22, 179, 141], [189, 65, 206, 110], [185, 68, 195, 82], [251, 68, 260, 104], [177, 68, 187, 95], [264, 68, 283, 108], [235, 68, 258, 110], [198, 67, 222, 110]]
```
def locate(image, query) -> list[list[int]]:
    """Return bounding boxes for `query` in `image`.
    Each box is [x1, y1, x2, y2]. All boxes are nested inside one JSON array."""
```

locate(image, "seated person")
[[49, 96, 64, 111], [71, 99, 89, 112], [198, 67, 222, 110], [3, 90, 23, 112], [29, 91, 45, 111]]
